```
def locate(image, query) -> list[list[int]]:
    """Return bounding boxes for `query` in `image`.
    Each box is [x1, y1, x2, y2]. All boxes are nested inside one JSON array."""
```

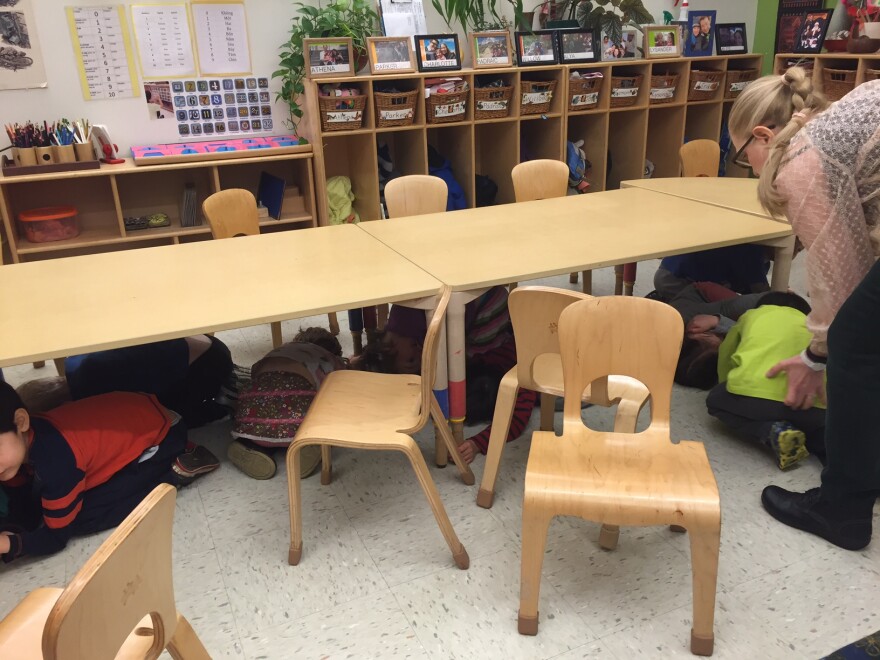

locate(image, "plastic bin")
[[19, 206, 80, 243]]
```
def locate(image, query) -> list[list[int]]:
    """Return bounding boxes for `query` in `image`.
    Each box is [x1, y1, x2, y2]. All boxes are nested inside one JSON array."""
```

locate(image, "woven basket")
[[822, 67, 857, 101], [867, 69, 880, 82], [426, 89, 468, 124], [610, 75, 643, 108], [318, 94, 367, 132], [374, 89, 419, 128], [520, 80, 557, 115], [724, 69, 758, 99], [687, 69, 723, 101], [568, 76, 602, 111], [649, 72, 679, 105], [474, 85, 513, 119]]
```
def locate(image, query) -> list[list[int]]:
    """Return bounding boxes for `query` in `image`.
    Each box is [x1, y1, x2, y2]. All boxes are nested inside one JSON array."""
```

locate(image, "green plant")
[[274, 0, 379, 135], [431, 0, 522, 33], [559, 0, 655, 44]]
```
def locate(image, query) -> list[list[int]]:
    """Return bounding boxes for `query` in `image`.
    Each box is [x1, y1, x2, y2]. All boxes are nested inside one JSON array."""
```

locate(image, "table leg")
[[429, 307, 450, 467], [348, 309, 364, 355], [623, 262, 637, 296], [770, 236, 795, 292], [447, 292, 468, 447]]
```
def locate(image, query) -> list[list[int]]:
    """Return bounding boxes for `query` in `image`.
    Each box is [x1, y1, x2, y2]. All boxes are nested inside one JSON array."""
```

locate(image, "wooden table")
[[620, 177, 779, 219], [361, 187, 795, 442]]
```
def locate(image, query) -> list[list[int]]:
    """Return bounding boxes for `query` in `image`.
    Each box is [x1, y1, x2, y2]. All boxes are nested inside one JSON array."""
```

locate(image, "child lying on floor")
[[0, 383, 218, 564]]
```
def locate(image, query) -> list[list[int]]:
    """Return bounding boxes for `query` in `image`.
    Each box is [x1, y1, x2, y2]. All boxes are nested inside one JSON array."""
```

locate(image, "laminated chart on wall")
[[379, 0, 427, 39], [190, 1, 251, 76], [67, 6, 138, 100], [131, 4, 196, 79], [169, 75, 273, 138], [0, 0, 47, 90]]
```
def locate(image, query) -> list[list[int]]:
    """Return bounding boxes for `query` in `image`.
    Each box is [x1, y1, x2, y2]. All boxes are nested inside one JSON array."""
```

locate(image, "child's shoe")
[[173, 445, 221, 485], [227, 438, 277, 480], [767, 421, 809, 470]]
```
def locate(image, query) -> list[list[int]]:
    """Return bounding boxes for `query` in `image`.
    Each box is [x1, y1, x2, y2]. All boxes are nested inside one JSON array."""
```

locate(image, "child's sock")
[[766, 421, 810, 470]]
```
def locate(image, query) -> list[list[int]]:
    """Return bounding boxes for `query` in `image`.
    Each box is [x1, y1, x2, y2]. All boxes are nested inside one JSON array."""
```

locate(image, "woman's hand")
[[766, 355, 826, 410], [687, 314, 719, 335], [0, 533, 11, 555]]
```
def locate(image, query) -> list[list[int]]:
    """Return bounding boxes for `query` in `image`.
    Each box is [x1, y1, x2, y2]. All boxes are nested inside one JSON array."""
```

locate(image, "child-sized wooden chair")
[[286, 285, 475, 569], [476, 286, 650, 509], [202, 189, 340, 348], [0, 484, 210, 659], [518, 296, 721, 657], [511, 160, 592, 293], [385, 175, 448, 218]]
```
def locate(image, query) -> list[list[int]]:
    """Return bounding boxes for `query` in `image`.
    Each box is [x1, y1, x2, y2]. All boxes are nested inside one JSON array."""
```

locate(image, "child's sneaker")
[[227, 438, 277, 480], [767, 421, 809, 470], [173, 445, 220, 485]]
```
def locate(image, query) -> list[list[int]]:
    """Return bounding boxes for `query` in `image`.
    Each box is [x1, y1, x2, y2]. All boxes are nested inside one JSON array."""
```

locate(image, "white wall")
[[0, 0, 758, 153]]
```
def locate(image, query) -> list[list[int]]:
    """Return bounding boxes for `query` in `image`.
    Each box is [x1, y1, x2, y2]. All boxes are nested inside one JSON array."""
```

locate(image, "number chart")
[[67, 6, 138, 101]]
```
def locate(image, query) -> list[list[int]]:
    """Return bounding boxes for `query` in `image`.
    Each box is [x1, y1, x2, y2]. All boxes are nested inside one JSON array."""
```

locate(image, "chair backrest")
[[511, 160, 569, 202], [385, 175, 448, 218], [202, 188, 260, 238], [679, 140, 720, 178], [557, 297, 683, 436], [43, 484, 178, 660]]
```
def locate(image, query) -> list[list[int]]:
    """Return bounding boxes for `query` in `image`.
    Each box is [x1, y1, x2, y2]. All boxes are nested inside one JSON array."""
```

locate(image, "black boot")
[[761, 486, 874, 551]]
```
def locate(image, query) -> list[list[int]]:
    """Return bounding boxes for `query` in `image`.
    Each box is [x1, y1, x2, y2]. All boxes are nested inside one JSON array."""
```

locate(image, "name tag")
[[694, 81, 719, 91], [380, 108, 413, 120], [326, 110, 362, 123], [612, 87, 638, 97], [571, 92, 599, 106], [729, 81, 749, 92], [477, 100, 508, 111], [650, 87, 674, 99], [435, 101, 465, 117], [522, 91, 551, 104]]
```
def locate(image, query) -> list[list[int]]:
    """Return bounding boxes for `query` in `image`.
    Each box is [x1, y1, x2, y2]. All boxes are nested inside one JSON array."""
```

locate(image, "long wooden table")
[[620, 177, 779, 219]]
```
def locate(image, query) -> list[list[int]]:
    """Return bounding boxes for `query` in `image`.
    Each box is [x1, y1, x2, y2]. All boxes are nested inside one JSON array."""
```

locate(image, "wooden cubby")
[[302, 54, 763, 225], [774, 52, 880, 97], [0, 152, 317, 263]]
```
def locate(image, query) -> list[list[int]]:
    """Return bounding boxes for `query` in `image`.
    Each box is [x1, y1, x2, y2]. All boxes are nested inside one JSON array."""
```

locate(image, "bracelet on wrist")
[[800, 349, 827, 372], [805, 347, 827, 364]]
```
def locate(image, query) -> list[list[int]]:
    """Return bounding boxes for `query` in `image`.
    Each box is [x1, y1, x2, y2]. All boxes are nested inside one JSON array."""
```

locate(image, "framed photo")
[[644, 25, 681, 59], [514, 30, 558, 66], [684, 10, 717, 57], [303, 38, 354, 78], [774, 1, 822, 55], [794, 10, 832, 54], [600, 28, 638, 61], [556, 29, 597, 63], [469, 31, 513, 68], [367, 37, 416, 75], [715, 23, 748, 54], [414, 34, 461, 72]]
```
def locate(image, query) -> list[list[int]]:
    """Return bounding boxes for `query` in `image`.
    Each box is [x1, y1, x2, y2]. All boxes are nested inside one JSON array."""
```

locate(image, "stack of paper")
[[181, 183, 200, 227]]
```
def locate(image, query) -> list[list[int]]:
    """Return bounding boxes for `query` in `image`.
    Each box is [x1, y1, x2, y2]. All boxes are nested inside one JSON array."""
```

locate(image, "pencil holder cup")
[[54, 145, 76, 163], [74, 142, 95, 161], [12, 147, 37, 167], [35, 147, 55, 164]]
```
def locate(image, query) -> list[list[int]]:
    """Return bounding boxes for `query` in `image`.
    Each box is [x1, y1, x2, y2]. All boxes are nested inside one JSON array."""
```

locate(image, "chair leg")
[[518, 503, 553, 635], [33, 361, 45, 368], [53, 358, 66, 377], [477, 372, 518, 509], [377, 303, 389, 330], [351, 330, 363, 356], [320, 445, 332, 485], [613, 399, 642, 433], [400, 436, 469, 569], [569, 272, 578, 284], [271, 322, 283, 349], [581, 270, 592, 295], [165, 614, 211, 660], [539, 392, 555, 432], [431, 397, 474, 486], [598, 524, 620, 550], [328, 312, 340, 336], [688, 514, 721, 656], [434, 421, 448, 468], [285, 440, 306, 565], [614, 265, 624, 296], [508, 282, 518, 292]]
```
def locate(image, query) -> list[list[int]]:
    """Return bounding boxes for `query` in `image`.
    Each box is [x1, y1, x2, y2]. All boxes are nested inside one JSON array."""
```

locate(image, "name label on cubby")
[[611, 87, 638, 98], [380, 108, 414, 120], [477, 100, 508, 111], [326, 110, 363, 123], [478, 56, 510, 66], [375, 61, 412, 71], [435, 102, 465, 117], [571, 92, 599, 106], [694, 81, 719, 91], [729, 81, 749, 92], [650, 87, 675, 99], [522, 91, 552, 105]]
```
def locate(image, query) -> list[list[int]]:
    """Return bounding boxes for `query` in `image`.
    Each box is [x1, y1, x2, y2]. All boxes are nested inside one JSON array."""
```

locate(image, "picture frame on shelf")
[[469, 31, 513, 69], [367, 36, 416, 75], [774, 0, 822, 55], [514, 30, 558, 65], [683, 10, 717, 57], [715, 23, 748, 54], [643, 25, 681, 59], [414, 34, 462, 72], [600, 28, 638, 61], [556, 28, 597, 64], [794, 10, 832, 54], [303, 37, 354, 78]]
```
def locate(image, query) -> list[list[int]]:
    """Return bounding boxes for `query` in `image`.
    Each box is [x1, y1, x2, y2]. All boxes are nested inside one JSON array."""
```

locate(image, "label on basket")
[[435, 101, 465, 118], [476, 100, 508, 111], [729, 81, 749, 92], [522, 91, 552, 105], [571, 92, 599, 107], [326, 110, 363, 123], [380, 108, 413, 121], [650, 87, 675, 100], [611, 87, 638, 98], [694, 81, 719, 91]]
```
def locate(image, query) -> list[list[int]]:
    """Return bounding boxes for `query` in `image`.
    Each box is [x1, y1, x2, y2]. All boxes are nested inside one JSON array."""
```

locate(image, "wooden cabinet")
[[774, 52, 880, 97]]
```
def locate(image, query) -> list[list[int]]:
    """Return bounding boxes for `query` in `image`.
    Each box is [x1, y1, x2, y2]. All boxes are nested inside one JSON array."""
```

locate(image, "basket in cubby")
[[374, 89, 419, 128], [724, 69, 758, 99], [568, 75, 603, 111], [426, 89, 468, 124], [474, 85, 513, 119], [687, 69, 723, 101], [822, 68, 857, 101], [649, 72, 679, 105], [520, 80, 557, 115], [867, 69, 880, 82], [318, 93, 367, 132], [610, 74, 643, 108]]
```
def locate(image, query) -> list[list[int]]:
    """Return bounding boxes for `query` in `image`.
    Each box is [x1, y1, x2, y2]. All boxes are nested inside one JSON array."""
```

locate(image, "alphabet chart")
[[67, 6, 138, 100], [191, 1, 251, 75], [131, 3, 197, 79]]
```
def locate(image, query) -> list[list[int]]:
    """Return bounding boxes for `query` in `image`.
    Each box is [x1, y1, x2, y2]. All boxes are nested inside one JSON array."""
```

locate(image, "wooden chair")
[[511, 160, 592, 293], [385, 175, 448, 219], [0, 484, 210, 659], [202, 189, 339, 348], [286, 285, 475, 569], [517, 296, 721, 656], [476, 286, 650, 509]]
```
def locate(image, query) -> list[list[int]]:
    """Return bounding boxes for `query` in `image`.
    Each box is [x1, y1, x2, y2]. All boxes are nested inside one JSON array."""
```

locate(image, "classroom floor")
[[2, 257, 877, 660]]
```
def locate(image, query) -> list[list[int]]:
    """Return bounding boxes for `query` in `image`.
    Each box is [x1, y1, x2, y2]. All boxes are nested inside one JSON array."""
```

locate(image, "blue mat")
[[822, 631, 880, 659]]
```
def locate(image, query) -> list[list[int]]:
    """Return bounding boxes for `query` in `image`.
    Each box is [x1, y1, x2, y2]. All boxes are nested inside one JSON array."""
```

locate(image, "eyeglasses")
[[733, 134, 756, 169]]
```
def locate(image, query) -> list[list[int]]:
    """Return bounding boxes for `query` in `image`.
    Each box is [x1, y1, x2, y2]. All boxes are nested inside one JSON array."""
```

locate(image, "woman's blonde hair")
[[728, 66, 829, 216]]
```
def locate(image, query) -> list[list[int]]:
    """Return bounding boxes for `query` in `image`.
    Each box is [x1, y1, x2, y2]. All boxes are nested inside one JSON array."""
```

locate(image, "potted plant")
[[274, 0, 379, 136], [430, 0, 523, 33], [552, 0, 654, 45]]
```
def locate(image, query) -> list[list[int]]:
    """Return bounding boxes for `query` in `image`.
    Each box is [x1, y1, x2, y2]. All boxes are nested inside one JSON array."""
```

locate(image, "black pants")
[[161, 336, 233, 428], [706, 384, 826, 457], [821, 259, 880, 503]]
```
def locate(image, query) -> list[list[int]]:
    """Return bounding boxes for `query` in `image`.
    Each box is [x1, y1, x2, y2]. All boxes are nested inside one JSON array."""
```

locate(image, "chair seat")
[[0, 587, 61, 656], [531, 354, 649, 405], [525, 429, 719, 524]]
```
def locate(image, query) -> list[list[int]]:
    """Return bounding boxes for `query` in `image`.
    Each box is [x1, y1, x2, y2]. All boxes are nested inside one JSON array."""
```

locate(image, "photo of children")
[[646, 27, 678, 57], [795, 11, 831, 53], [601, 30, 636, 61], [419, 36, 459, 68], [306, 40, 351, 75], [474, 34, 511, 66], [143, 81, 173, 120], [685, 11, 716, 56], [518, 32, 555, 63], [716, 24, 746, 53], [559, 30, 594, 61]]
